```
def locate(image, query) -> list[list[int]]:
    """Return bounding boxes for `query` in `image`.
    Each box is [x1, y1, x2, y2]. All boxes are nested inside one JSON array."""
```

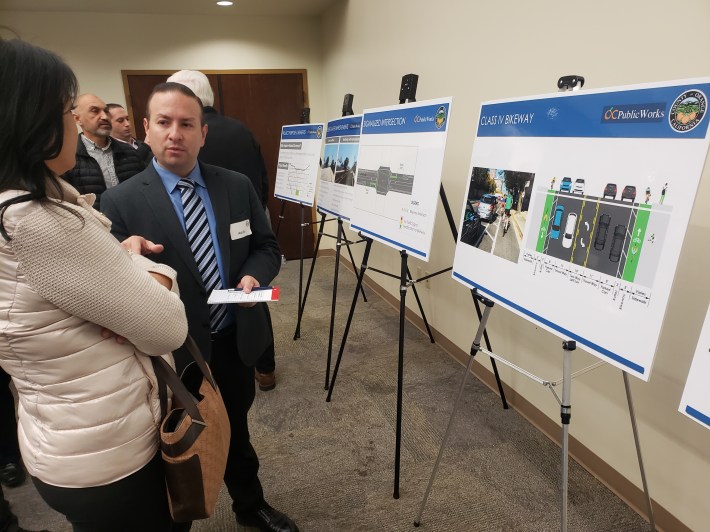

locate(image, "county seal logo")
[[669, 90, 706, 133], [435, 106, 447, 129]]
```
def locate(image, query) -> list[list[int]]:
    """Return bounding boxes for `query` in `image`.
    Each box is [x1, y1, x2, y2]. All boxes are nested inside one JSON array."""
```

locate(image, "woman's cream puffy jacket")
[[0, 181, 188, 488]]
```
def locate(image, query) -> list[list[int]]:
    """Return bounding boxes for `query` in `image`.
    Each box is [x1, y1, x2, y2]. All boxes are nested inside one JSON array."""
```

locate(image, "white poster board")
[[452, 79, 710, 380], [274, 123, 324, 206], [317, 115, 363, 220], [679, 304, 710, 429], [349, 98, 452, 262]]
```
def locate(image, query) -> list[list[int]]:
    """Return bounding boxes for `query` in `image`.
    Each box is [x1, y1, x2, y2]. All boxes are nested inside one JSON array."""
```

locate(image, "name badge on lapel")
[[230, 219, 252, 240]]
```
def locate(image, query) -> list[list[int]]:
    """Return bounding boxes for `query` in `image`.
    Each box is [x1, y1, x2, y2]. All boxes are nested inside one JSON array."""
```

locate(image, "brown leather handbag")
[[152, 336, 230, 522]]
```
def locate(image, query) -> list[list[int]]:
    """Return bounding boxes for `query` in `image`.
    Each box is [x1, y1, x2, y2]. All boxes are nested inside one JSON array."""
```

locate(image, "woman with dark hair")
[[0, 39, 188, 531]]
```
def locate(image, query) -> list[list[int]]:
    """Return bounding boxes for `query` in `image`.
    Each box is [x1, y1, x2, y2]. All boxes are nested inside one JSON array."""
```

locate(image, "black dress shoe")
[[236, 502, 299, 532], [0, 463, 25, 488]]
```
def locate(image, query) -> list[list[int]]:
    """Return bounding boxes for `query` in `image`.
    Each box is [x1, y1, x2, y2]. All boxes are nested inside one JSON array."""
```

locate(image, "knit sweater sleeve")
[[9, 202, 188, 355]]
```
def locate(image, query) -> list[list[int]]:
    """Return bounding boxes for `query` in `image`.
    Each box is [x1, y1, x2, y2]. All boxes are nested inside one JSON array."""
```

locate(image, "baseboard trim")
[[314, 249, 688, 532]]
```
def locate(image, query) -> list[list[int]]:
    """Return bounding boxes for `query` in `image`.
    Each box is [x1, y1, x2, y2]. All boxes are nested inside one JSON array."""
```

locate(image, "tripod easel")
[[273, 107, 320, 335], [326, 74, 508, 499], [290, 95, 370, 388], [415, 75, 656, 532]]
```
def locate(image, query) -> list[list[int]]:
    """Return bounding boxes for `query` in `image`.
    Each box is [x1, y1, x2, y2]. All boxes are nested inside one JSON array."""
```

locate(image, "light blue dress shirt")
[[154, 159, 235, 328]]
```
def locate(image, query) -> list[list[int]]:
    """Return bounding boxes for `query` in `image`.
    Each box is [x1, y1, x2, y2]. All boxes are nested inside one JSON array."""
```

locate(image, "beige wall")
[[3, 1, 710, 529], [0, 11, 323, 114], [320, 1, 710, 530]]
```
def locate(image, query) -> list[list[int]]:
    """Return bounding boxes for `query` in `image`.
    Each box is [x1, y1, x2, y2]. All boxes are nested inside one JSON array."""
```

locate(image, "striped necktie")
[[176, 179, 228, 331]]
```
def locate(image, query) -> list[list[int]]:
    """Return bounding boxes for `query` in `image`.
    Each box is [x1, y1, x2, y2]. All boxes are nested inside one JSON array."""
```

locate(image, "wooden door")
[[122, 70, 312, 259]]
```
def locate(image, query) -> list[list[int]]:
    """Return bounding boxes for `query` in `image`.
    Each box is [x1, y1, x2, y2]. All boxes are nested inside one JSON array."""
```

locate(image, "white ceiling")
[[0, 0, 339, 17]]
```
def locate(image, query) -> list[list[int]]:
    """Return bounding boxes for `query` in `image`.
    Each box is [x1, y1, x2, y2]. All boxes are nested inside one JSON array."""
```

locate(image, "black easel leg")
[[294, 211, 326, 340], [406, 267, 434, 343], [275, 200, 286, 238], [472, 292, 509, 409], [325, 220, 344, 390], [394, 250, 408, 499], [295, 204, 305, 339], [327, 238, 373, 402], [343, 228, 368, 303]]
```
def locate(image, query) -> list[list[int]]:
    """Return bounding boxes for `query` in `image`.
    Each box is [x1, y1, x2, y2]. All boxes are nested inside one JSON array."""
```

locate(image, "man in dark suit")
[[106, 103, 154, 166], [101, 82, 298, 532], [166, 69, 278, 391]]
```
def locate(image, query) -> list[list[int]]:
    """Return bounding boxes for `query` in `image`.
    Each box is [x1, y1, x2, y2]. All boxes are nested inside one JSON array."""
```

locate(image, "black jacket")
[[135, 140, 154, 166], [199, 107, 269, 207], [100, 162, 280, 370], [62, 135, 145, 210]]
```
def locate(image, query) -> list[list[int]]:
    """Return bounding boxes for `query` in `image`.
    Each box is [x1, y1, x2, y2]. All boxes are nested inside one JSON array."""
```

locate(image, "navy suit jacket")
[[200, 107, 269, 207], [101, 162, 281, 370]]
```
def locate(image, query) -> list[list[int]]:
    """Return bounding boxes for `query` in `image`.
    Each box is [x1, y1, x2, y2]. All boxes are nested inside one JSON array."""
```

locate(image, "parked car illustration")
[[461, 205, 482, 247], [621, 185, 636, 202], [550, 205, 565, 239], [609, 224, 626, 263], [560, 177, 572, 192], [562, 212, 578, 249], [594, 214, 611, 251], [603, 183, 617, 199], [572, 179, 585, 195], [477, 193, 497, 222]]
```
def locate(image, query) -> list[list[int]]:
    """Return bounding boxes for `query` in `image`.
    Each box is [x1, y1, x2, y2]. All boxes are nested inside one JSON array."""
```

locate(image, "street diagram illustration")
[[528, 179, 670, 289], [276, 158, 316, 200], [354, 145, 417, 221]]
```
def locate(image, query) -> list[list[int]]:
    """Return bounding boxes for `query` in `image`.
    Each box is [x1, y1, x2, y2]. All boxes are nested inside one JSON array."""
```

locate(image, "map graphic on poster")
[[349, 98, 452, 261], [274, 123, 324, 206], [317, 115, 363, 220], [452, 79, 710, 380], [679, 303, 710, 430]]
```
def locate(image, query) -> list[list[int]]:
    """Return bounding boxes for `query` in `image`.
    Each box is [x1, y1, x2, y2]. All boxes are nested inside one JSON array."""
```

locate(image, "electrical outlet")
[[424, 270, 431, 288]]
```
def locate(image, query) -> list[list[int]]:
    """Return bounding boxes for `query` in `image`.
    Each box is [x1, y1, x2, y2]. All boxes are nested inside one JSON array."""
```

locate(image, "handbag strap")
[[152, 356, 204, 424], [183, 334, 218, 390], [152, 334, 217, 423]]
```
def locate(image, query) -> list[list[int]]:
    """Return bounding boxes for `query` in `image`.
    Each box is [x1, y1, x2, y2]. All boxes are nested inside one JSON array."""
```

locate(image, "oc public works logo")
[[316, 126, 323, 138], [435, 106, 447, 129], [600, 103, 666, 124], [669, 90, 706, 133]]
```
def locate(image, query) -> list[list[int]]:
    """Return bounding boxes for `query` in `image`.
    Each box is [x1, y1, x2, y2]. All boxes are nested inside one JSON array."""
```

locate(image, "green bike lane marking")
[[622, 204, 650, 282], [536, 191, 555, 252]]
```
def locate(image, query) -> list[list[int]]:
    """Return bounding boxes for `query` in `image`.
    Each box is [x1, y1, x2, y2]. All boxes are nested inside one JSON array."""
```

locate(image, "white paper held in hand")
[[207, 286, 280, 304]]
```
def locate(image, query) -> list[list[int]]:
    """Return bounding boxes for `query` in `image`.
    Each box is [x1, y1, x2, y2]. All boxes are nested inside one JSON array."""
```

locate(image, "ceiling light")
[[216, 1, 233, 5]]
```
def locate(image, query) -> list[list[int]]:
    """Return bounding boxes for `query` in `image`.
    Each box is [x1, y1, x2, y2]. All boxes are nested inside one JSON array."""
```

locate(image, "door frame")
[[120, 68, 310, 128], [120, 69, 318, 249]]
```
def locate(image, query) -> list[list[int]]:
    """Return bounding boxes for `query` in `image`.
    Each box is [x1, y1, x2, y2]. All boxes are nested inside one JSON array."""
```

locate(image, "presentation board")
[[452, 79, 710, 380], [274, 123, 325, 206], [317, 115, 363, 220], [349, 98, 452, 262], [679, 304, 710, 429]]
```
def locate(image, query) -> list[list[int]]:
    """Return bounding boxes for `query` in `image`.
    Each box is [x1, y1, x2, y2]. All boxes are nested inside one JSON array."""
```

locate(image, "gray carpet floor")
[[5, 256, 649, 531]]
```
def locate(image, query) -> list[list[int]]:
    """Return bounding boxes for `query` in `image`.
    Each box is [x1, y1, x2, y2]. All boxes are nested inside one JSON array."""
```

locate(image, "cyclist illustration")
[[503, 193, 513, 235]]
